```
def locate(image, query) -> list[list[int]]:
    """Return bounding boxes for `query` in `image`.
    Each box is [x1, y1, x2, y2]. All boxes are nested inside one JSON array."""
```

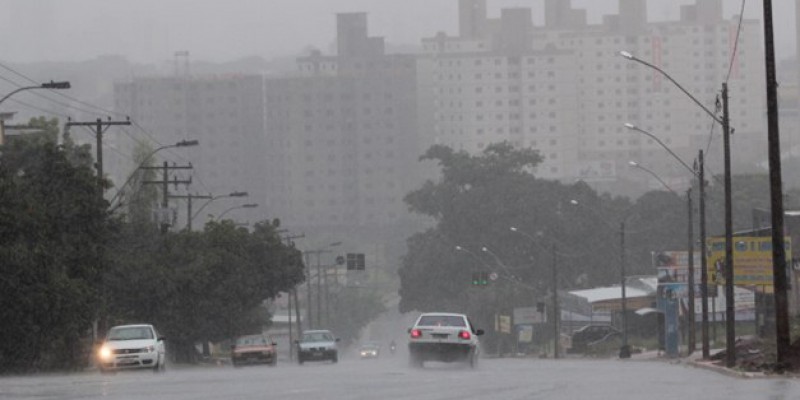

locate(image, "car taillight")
[[459, 330, 471, 340], [410, 329, 422, 339]]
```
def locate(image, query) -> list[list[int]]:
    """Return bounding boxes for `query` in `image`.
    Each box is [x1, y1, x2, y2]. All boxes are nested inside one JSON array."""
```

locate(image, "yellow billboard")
[[707, 236, 792, 286]]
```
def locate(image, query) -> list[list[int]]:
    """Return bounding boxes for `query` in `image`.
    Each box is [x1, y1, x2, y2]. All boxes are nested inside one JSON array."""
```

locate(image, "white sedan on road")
[[407, 312, 483, 368], [97, 324, 166, 373]]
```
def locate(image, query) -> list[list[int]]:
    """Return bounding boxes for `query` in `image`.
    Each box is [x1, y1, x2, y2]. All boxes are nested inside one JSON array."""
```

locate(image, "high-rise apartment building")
[[419, 0, 765, 196], [113, 74, 267, 229], [263, 13, 422, 234]]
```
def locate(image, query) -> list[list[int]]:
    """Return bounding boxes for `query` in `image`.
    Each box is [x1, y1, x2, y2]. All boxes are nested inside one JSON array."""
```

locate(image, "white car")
[[407, 312, 483, 368], [97, 324, 166, 373]]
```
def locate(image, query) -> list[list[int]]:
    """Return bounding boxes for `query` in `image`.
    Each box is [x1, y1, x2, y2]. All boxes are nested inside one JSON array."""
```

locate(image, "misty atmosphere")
[[5, 0, 800, 398]]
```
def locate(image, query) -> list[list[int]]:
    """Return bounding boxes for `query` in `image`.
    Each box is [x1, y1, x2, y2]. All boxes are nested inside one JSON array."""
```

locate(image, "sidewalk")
[[629, 348, 767, 378]]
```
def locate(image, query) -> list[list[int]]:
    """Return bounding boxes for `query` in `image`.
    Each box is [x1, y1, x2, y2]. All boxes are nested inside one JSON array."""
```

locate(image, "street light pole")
[[619, 220, 631, 359], [0, 81, 71, 107], [687, 188, 696, 355], [216, 203, 258, 221], [621, 51, 731, 364], [570, 200, 632, 358], [698, 150, 710, 359], [109, 139, 199, 209], [188, 191, 248, 230], [551, 243, 559, 359], [628, 161, 677, 194]]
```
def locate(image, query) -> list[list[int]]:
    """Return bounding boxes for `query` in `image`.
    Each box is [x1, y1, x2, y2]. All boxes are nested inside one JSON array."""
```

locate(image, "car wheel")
[[468, 350, 478, 369], [270, 357, 277, 366], [153, 355, 163, 373], [331, 354, 338, 364], [298, 356, 304, 365]]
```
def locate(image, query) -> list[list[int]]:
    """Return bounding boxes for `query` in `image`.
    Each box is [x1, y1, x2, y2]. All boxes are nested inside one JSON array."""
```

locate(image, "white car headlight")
[[98, 346, 112, 361], [146, 345, 156, 353]]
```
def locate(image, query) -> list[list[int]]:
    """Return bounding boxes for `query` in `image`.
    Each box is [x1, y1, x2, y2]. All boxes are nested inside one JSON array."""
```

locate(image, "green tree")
[[105, 219, 305, 363], [398, 143, 690, 318], [0, 130, 111, 372]]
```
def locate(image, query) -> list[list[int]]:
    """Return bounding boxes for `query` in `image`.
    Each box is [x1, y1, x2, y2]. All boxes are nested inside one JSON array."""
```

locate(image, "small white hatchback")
[[97, 324, 166, 373]]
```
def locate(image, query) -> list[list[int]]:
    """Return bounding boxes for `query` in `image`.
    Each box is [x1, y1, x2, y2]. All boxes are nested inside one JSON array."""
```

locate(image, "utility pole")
[[168, 193, 212, 231], [619, 221, 630, 358], [698, 150, 710, 359], [722, 82, 735, 368], [687, 188, 695, 355], [142, 161, 192, 233], [65, 117, 131, 194], [551, 243, 559, 359], [281, 233, 305, 358], [65, 118, 130, 338], [762, 0, 790, 368]]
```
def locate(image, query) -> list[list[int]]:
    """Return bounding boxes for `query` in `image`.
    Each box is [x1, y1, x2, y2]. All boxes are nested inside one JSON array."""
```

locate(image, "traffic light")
[[471, 271, 489, 286]]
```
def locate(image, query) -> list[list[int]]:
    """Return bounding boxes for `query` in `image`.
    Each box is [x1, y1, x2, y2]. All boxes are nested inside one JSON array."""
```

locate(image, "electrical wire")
[[3, 97, 70, 119], [77, 126, 134, 162], [725, 0, 747, 84], [0, 61, 128, 118], [0, 71, 101, 116]]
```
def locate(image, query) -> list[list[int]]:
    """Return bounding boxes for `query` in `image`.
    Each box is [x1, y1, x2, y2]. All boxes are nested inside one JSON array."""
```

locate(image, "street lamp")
[[628, 161, 677, 194], [624, 124, 694, 175], [509, 226, 561, 359], [0, 80, 71, 107], [216, 203, 258, 221], [188, 191, 249, 228], [627, 124, 710, 357], [569, 199, 632, 358], [108, 139, 199, 208], [620, 50, 732, 365]]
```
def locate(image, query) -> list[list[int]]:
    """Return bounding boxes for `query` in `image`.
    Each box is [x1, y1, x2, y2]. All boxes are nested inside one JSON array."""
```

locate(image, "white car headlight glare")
[[98, 346, 112, 360]]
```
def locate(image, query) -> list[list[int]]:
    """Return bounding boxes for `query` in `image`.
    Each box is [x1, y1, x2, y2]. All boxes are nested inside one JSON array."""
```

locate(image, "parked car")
[[296, 330, 339, 364], [97, 324, 166, 373], [569, 325, 621, 353], [407, 312, 483, 368], [231, 334, 277, 367], [358, 343, 381, 359]]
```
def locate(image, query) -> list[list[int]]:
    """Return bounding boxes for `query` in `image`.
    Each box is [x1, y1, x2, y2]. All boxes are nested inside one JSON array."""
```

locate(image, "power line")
[[77, 126, 134, 163], [725, 0, 747, 84], [0, 61, 122, 116], [4, 97, 70, 119], [0, 71, 105, 116]]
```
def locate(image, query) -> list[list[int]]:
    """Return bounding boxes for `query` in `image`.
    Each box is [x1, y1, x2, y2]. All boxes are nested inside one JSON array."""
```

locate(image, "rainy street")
[[2, 356, 800, 400]]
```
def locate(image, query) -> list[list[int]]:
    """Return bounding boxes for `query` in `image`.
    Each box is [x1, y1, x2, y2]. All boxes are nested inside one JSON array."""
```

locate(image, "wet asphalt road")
[[2, 355, 800, 399]]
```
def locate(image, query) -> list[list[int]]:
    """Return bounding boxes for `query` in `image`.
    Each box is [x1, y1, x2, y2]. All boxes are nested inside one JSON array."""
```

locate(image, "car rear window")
[[417, 315, 467, 327]]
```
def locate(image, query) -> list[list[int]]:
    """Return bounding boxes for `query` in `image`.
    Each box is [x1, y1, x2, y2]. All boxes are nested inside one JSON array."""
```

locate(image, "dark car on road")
[[569, 325, 621, 353]]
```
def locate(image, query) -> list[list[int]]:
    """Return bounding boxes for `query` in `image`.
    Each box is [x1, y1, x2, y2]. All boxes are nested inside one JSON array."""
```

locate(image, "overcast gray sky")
[[0, 0, 795, 63]]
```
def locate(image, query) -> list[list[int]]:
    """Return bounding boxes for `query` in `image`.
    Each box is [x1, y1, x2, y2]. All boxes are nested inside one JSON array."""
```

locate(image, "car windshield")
[[417, 315, 467, 327], [302, 332, 334, 342], [107, 327, 153, 341], [236, 336, 268, 346]]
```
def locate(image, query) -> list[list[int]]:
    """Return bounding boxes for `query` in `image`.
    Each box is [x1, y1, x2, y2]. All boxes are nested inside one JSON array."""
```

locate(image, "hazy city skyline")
[[0, 0, 795, 64]]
